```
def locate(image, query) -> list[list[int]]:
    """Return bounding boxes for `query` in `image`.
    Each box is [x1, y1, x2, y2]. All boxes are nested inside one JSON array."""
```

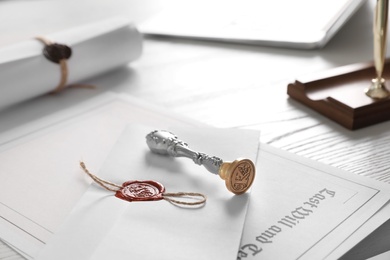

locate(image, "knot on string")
[[35, 36, 95, 94]]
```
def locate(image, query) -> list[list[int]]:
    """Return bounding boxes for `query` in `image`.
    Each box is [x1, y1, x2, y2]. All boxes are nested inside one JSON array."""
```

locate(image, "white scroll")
[[0, 17, 142, 110]]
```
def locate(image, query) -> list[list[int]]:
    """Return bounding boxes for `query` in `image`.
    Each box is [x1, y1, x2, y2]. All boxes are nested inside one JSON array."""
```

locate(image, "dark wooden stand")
[[287, 60, 390, 130]]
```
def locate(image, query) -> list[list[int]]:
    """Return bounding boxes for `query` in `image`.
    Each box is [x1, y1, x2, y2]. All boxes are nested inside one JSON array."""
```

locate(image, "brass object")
[[219, 159, 255, 195], [146, 130, 255, 195], [365, 0, 390, 99]]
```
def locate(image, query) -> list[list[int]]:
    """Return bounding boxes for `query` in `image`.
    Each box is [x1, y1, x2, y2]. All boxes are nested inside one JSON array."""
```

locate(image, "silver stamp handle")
[[146, 130, 223, 174]]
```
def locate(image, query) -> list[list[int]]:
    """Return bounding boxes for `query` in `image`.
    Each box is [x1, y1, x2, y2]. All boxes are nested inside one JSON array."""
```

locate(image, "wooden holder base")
[[287, 60, 390, 130]]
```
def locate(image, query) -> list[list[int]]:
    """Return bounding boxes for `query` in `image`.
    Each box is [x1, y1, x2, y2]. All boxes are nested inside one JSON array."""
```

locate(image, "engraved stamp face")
[[115, 180, 165, 202], [228, 160, 255, 195]]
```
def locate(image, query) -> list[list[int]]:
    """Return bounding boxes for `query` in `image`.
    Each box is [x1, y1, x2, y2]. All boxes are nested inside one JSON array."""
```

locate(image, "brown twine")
[[80, 162, 122, 192], [35, 36, 95, 94], [163, 192, 207, 206], [79, 161, 207, 207]]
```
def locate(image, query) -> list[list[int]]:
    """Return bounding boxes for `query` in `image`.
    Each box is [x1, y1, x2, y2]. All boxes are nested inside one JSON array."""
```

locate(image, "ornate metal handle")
[[146, 130, 255, 195]]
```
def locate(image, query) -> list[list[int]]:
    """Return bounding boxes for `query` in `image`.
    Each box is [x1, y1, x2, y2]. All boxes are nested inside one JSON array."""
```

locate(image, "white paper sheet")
[[0, 93, 260, 259], [0, 17, 142, 110], [0, 93, 202, 259], [326, 203, 390, 259], [36, 125, 260, 260], [139, 0, 365, 49], [238, 145, 390, 260]]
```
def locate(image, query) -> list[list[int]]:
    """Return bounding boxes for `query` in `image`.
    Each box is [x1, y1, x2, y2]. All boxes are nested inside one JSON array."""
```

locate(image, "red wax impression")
[[115, 180, 165, 202]]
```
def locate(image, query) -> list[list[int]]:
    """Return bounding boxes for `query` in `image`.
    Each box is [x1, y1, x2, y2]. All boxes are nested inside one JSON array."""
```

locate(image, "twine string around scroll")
[[79, 162, 207, 207], [35, 36, 95, 94]]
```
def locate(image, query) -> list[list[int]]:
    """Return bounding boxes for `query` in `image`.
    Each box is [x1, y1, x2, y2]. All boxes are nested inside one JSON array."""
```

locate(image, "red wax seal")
[[115, 180, 165, 202]]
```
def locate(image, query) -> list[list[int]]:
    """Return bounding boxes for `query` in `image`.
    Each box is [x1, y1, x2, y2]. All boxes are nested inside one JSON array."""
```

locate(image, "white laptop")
[[139, 0, 367, 49]]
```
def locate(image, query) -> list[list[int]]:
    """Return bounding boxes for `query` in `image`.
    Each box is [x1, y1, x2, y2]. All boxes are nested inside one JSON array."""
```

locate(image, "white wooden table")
[[1, 0, 389, 259]]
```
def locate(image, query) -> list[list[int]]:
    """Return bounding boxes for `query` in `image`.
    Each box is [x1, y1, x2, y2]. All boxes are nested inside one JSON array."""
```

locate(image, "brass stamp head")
[[219, 159, 255, 195]]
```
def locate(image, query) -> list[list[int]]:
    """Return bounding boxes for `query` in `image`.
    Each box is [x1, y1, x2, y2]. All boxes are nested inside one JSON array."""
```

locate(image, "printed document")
[[239, 145, 390, 259]]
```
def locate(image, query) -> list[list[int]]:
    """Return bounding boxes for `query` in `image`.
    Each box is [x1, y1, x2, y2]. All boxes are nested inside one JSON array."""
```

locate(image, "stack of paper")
[[0, 93, 389, 259]]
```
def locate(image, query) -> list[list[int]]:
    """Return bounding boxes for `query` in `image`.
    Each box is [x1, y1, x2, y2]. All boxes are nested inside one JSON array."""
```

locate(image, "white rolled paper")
[[0, 17, 142, 110]]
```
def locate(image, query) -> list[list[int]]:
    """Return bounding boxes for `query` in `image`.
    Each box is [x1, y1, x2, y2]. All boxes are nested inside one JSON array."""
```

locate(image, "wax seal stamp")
[[115, 180, 165, 202], [146, 130, 256, 195]]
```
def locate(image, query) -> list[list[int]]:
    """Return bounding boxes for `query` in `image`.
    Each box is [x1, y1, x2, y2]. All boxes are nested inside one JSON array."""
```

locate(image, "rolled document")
[[0, 17, 142, 110]]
